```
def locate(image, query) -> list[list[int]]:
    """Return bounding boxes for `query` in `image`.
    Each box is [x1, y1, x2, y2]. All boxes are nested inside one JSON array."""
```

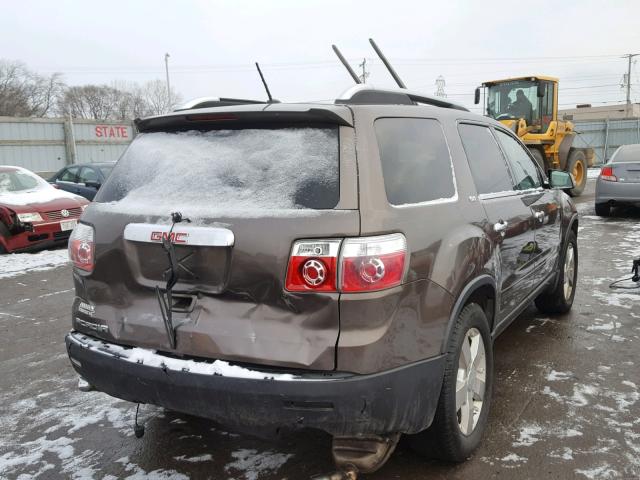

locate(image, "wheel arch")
[[440, 275, 497, 354]]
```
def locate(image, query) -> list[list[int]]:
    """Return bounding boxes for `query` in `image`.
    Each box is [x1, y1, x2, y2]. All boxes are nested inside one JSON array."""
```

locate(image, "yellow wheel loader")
[[475, 76, 594, 196]]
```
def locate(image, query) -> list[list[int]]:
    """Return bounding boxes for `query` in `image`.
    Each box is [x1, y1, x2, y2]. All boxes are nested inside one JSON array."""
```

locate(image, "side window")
[[494, 130, 542, 191], [374, 118, 455, 205], [78, 167, 99, 183], [458, 124, 513, 195], [540, 81, 554, 131], [58, 166, 79, 183]]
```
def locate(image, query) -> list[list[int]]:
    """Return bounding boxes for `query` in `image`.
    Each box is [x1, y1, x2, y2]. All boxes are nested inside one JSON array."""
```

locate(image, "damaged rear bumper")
[[65, 331, 445, 437]]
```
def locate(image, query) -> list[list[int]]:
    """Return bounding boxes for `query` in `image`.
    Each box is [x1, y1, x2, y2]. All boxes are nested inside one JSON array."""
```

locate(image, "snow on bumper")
[[66, 331, 445, 437]]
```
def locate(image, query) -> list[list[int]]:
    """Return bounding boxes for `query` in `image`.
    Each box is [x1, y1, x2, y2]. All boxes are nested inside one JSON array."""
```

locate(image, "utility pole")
[[623, 53, 639, 117], [164, 53, 171, 110], [358, 58, 370, 83], [435, 75, 447, 97]]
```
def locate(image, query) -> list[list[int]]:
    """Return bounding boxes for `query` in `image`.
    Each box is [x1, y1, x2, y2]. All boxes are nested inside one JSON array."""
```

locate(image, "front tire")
[[409, 303, 493, 462], [535, 230, 578, 314]]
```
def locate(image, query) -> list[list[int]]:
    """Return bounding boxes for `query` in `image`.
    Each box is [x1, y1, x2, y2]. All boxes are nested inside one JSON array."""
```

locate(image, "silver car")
[[595, 144, 640, 216]]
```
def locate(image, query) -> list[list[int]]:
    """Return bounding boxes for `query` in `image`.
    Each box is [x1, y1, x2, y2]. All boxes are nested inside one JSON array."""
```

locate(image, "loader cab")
[[475, 76, 558, 134]]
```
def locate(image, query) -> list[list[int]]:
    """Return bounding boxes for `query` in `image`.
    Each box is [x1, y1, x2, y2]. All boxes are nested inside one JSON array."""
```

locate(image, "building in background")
[[0, 116, 134, 176], [560, 103, 640, 122]]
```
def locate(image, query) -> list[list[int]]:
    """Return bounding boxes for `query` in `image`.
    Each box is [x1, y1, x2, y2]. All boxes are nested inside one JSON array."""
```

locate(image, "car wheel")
[[408, 303, 493, 462], [567, 150, 587, 197], [535, 230, 578, 315], [595, 202, 610, 217]]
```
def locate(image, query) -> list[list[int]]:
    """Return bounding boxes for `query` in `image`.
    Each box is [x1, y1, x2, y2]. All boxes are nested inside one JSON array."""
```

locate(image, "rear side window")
[[96, 127, 340, 212], [375, 118, 455, 205], [59, 167, 79, 183], [458, 124, 513, 195], [494, 130, 541, 190], [611, 145, 640, 163], [79, 167, 100, 183]]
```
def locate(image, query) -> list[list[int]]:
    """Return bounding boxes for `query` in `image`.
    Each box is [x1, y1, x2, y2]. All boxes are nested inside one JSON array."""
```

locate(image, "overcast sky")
[[2, 0, 639, 111]]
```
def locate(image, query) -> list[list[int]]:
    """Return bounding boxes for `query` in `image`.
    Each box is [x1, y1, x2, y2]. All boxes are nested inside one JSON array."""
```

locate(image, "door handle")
[[534, 211, 545, 222], [493, 220, 508, 235]]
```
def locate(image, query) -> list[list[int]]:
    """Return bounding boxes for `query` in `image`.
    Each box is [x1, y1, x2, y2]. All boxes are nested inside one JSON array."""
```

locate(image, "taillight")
[[600, 166, 617, 182], [285, 234, 407, 293], [69, 223, 95, 272], [340, 234, 407, 292], [285, 239, 341, 292]]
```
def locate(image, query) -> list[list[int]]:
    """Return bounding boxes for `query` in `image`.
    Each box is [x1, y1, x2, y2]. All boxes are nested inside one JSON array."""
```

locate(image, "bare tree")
[[57, 80, 181, 120], [140, 79, 182, 116], [59, 85, 117, 119], [0, 60, 64, 117]]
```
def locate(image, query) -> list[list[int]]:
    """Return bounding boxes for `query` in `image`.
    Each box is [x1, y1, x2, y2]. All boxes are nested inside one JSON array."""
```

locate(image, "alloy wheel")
[[456, 327, 486, 435], [564, 243, 576, 300]]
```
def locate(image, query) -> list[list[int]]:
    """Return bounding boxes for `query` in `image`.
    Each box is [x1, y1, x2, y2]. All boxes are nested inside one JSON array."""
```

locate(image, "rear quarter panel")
[[337, 106, 497, 374]]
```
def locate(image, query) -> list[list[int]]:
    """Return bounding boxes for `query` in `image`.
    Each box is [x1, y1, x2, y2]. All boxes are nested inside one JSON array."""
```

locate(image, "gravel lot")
[[1, 178, 639, 480]]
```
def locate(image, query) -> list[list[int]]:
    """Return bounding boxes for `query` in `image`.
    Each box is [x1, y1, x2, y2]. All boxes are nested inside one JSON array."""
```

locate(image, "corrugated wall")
[[573, 118, 640, 164], [0, 117, 134, 174]]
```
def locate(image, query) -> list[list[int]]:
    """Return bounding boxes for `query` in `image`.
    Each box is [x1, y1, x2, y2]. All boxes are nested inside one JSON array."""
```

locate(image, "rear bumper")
[[65, 331, 445, 437], [595, 179, 640, 204]]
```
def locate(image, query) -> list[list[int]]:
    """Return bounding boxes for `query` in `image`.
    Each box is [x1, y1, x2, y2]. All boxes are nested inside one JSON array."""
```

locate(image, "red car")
[[0, 166, 89, 253]]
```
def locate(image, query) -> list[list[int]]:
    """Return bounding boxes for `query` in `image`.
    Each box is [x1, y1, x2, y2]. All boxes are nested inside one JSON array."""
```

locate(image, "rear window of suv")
[[95, 127, 340, 212], [375, 118, 455, 206]]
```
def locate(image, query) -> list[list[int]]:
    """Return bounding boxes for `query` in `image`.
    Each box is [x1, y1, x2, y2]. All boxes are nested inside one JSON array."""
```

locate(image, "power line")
[[32, 53, 625, 74]]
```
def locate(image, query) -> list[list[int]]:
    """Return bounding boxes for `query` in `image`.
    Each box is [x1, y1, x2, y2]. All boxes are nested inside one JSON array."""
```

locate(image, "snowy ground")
[[1, 179, 639, 479], [0, 249, 69, 280], [587, 167, 602, 179]]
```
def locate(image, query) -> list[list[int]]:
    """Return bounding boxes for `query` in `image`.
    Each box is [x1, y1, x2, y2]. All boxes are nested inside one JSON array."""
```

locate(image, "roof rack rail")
[[335, 85, 469, 111], [174, 97, 277, 111]]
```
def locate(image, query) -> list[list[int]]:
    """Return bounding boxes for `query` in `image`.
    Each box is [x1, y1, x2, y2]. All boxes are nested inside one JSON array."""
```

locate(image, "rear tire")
[[535, 230, 578, 315], [567, 150, 587, 197], [408, 303, 493, 462], [595, 202, 610, 217]]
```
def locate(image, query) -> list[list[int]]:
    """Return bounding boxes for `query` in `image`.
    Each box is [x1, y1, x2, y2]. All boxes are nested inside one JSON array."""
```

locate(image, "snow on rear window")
[[96, 128, 340, 214]]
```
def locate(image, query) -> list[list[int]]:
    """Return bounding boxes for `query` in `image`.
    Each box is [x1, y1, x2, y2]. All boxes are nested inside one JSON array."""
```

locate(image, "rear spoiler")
[[135, 107, 353, 132]]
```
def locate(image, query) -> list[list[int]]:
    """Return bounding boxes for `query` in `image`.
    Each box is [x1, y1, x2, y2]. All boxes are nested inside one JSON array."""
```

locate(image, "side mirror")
[[85, 181, 101, 189], [537, 83, 546, 98], [548, 170, 574, 190], [474, 87, 481, 105]]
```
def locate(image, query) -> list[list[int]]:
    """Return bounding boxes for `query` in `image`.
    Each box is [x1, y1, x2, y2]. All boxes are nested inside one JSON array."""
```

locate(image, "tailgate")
[[75, 119, 359, 371]]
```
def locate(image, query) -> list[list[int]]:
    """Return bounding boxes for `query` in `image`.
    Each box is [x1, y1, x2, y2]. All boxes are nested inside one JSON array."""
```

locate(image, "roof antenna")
[[332, 45, 362, 84], [255, 62, 276, 103], [368, 38, 406, 89]]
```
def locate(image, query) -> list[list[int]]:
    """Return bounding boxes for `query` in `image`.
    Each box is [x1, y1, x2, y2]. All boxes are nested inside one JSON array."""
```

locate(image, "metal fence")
[[0, 116, 134, 175], [573, 118, 640, 165]]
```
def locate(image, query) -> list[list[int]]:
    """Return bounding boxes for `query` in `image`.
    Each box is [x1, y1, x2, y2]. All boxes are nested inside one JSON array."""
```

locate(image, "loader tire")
[[567, 150, 587, 197], [529, 148, 546, 171]]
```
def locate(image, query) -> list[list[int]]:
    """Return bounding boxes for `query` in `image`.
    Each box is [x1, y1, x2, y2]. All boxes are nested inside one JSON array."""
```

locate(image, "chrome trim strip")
[[478, 187, 544, 201], [123, 223, 234, 247]]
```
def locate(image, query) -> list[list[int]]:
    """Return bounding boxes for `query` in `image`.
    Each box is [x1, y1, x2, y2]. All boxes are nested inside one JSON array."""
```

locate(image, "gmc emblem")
[[150, 231, 189, 244]]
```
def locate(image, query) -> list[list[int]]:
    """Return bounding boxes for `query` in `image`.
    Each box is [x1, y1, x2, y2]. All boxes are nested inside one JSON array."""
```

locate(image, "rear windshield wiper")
[[156, 211, 190, 349]]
